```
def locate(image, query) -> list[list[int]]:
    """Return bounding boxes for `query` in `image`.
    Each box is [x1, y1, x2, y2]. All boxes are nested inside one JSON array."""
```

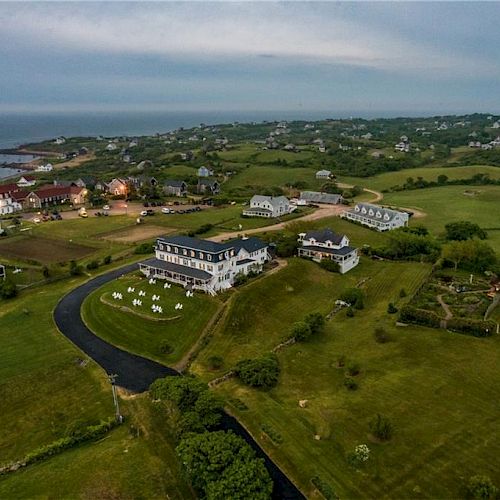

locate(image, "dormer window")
[[190, 250, 195, 257], [208, 255, 212, 261], [199, 252, 204, 259], [355, 205, 360, 212], [376, 211, 382, 218], [384, 214, 390, 220], [182, 249, 187, 256], [368, 209, 374, 216], [166, 245, 171, 252], [174, 247, 178, 253], [361, 207, 367, 214]]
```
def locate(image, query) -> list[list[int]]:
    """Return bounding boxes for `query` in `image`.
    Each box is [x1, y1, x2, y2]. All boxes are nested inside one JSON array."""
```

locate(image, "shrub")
[[369, 414, 394, 441], [69, 260, 83, 276], [336, 355, 346, 368], [86, 260, 99, 270], [207, 355, 224, 370], [158, 341, 174, 354], [291, 321, 312, 342], [446, 318, 495, 338], [346, 307, 355, 317], [399, 305, 442, 328], [467, 475, 498, 500], [347, 444, 370, 465], [340, 288, 364, 309], [387, 302, 398, 314], [193, 223, 214, 235], [374, 327, 391, 343], [319, 259, 340, 273], [236, 354, 280, 389], [311, 476, 339, 500], [304, 312, 325, 334], [344, 377, 358, 390], [0, 279, 17, 299], [134, 242, 154, 254], [261, 423, 283, 444], [233, 273, 248, 286], [399, 288, 407, 298], [103, 255, 112, 265], [42, 266, 50, 278], [346, 362, 360, 376]]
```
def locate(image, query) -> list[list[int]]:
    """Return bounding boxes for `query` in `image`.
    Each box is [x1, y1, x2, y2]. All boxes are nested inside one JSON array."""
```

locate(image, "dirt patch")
[[0, 236, 94, 264], [100, 225, 172, 243]]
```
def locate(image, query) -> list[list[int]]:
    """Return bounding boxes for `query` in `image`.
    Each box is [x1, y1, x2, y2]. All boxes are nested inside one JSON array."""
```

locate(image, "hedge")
[[446, 318, 495, 337], [399, 305, 442, 328]]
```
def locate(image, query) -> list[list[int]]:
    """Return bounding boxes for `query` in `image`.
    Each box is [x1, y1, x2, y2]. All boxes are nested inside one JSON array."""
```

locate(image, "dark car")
[[146, 209, 155, 216], [143, 202, 149, 207]]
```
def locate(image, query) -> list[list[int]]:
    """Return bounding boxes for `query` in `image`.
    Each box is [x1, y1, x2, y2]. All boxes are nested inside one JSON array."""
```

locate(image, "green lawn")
[[382, 185, 500, 251], [0, 278, 115, 463], [192, 258, 500, 498], [224, 165, 322, 191], [0, 397, 194, 500], [82, 272, 221, 364], [340, 165, 500, 192]]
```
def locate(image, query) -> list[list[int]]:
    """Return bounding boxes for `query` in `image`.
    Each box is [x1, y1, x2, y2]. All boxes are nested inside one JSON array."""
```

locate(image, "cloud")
[[1, 2, 497, 78]]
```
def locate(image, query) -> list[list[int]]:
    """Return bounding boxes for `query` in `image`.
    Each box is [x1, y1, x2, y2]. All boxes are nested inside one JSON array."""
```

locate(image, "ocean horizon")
[[0, 109, 452, 150]]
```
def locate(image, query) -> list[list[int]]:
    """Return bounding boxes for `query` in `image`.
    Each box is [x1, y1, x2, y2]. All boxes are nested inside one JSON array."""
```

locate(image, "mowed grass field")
[[382, 185, 500, 251], [193, 258, 500, 498], [224, 165, 321, 191], [0, 278, 114, 463], [0, 397, 194, 500], [340, 165, 500, 192], [82, 272, 221, 364], [0, 234, 95, 264]]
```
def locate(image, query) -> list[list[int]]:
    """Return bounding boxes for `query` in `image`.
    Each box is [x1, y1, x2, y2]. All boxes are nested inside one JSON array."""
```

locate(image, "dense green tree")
[[304, 312, 326, 334], [0, 279, 17, 299], [442, 240, 497, 272], [176, 431, 272, 500], [236, 354, 280, 389], [467, 475, 498, 500], [444, 221, 487, 241], [291, 321, 312, 342]]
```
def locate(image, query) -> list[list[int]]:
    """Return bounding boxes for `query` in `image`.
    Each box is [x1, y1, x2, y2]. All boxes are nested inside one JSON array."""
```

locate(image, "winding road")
[[53, 264, 304, 500]]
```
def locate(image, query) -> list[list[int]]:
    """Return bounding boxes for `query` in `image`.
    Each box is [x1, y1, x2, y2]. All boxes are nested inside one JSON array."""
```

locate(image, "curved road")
[[53, 264, 304, 500]]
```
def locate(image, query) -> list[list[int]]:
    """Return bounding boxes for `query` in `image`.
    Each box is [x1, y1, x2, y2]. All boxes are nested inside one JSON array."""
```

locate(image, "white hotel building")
[[139, 235, 270, 295]]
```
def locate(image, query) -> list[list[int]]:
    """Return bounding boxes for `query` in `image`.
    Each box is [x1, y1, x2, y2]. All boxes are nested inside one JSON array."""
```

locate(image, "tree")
[[291, 321, 312, 342], [369, 414, 394, 441], [149, 377, 222, 433], [304, 312, 325, 334], [437, 174, 449, 185], [467, 475, 498, 500], [176, 431, 272, 500], [387, 302, 398, 314], [340, 288, 364, 309], [0, 279, 17, 299], [445, 221, 487, 241], [236, 354, 280, 389], [442, 239, 497, 272]]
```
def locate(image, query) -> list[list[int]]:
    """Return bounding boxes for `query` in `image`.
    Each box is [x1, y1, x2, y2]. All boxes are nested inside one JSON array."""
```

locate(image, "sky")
[[1, 1, 500, 115]]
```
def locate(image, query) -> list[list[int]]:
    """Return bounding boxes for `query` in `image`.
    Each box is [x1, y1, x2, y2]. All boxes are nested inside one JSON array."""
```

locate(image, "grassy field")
[[0, 278, 115, 463], [224, 165, 321, 191], [382, 185, 500, 251], [82, 272, 221, 364], [340, 165, 500, 192], [0, 397, 194, 499], [192, 258, 500, 498]]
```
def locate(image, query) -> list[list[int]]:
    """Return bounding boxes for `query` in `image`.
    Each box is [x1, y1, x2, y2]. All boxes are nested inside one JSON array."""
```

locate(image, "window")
[[174, 247, 178, 253], [199, 252, 204, 259], [207, 255, 212, 261], [182, 249, 187, 256], [190, 250, 195, 257]]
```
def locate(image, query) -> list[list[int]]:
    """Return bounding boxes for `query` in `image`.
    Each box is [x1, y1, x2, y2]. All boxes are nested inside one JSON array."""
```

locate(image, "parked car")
[[146, 209, 155, 216], [102, 205, 110, 210], [161, 207, 171, 214], [140, 210, 148, 216], [33, 217, 41, 223]]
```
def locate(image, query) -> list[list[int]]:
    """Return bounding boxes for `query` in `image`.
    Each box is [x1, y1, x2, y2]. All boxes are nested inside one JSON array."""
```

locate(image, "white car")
[[33, 217, 41, 223], [140, 210, 148, 216], [161, 207, 171, 214], [102, 205, 110, 210]]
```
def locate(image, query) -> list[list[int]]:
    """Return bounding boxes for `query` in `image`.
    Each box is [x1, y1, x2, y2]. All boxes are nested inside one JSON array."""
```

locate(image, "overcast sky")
[[1, 2, 499, 115]]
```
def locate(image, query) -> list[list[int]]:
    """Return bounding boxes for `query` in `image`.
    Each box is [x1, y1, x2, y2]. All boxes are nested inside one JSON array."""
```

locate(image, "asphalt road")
[[53, 263, 304, 500]]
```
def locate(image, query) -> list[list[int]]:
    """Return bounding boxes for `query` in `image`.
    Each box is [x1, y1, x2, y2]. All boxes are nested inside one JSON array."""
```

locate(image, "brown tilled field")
[[0, 236, 95, 264]]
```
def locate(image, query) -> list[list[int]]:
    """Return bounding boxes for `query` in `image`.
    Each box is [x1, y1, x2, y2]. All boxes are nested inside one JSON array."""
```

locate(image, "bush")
[[193, 223, 214, 235], [304, 312, 325, 334], [467, 475, 498, 500], [0, 279, 17, 299], [340, 288, 364, 309], [311, 476, 339, 500], [387, 302, 398, 314], [158, 341, 174, 354], [336, 355, 346, 368], [103, 255, 112, 265], [369, 414, 394, 441], [86, 260, 99, 270], [347, 444, 370, 465], [344, 377, 358, 390], [134, 242, 154, 254], [42, 266, 50, 278], [319, 259, 340, 273], [346, 362, 360, 376], [346, 307, 355, 318], [374, 327, 391, 343], [291, 321, 312, 342], [69, 260, 83, 276], [446, 318, 495, 338], [399, 305, 442, 328], [207, 355, 224, 370], [236, 354, 280, 389], [399, 288, 407, 298], [233, 273, 248, 286]]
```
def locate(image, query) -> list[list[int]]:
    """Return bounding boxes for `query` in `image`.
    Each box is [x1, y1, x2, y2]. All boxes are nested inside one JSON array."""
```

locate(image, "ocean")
[[0, 109, 429, 150]]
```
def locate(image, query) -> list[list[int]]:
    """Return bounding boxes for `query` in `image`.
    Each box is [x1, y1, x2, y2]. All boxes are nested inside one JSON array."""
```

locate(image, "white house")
[[242, 195, 293, 218], [17, 175, 36, 188], [139, 235, 270, 295], [54, 137, 66, 145], [343, 202, 409, 231], [197, 166, 214, 177], [297, 229, 359, 274], [0, 196, 22, 215], [105, 143, 118, 151], [315, 170, 332, 180], [492, 121, 500, 129], [36, 163, 53, 172]]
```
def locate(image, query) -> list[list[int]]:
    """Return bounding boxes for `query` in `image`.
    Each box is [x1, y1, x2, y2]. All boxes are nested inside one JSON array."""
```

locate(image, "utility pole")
[[108, 374, 123, 423]]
